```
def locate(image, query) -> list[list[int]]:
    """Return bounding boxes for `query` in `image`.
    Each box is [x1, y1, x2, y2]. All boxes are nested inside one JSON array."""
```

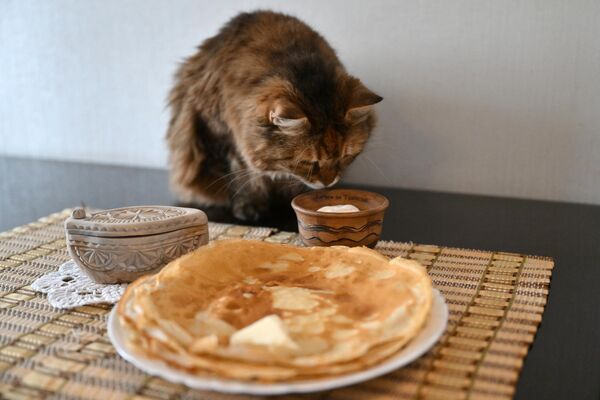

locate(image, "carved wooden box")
[[65, 206, 208, 283]]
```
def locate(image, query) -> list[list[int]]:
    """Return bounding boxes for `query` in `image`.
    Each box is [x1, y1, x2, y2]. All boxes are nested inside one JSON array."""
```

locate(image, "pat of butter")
[[269, 286, 320, 310], [230, 314, 299, 351], [317, 204, 360, 213]]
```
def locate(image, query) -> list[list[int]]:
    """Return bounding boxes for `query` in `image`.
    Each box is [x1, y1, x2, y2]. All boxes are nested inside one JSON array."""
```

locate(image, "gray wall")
[[2, 0, 599, 204]]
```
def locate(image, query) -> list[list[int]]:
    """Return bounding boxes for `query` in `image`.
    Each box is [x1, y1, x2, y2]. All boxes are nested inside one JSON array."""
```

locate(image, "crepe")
[[118, 239, 432, 381]]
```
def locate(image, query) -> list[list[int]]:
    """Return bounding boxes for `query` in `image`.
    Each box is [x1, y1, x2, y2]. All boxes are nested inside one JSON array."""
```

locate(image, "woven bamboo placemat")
[[0, 209, 553, 400]]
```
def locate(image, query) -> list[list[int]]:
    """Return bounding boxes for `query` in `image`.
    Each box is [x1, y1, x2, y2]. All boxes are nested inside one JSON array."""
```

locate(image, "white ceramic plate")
[[108, 289, 448, 395]]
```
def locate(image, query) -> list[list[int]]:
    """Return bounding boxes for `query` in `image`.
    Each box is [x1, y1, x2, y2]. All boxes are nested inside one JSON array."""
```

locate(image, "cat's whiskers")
[[204, 169, 249, 191], [279, 162, 314, 191], [306, 161, 314, 183], [362, 137, 405, 153], [231, 174, 260, 200], [359, 154, 391, 184], [225, 170, 257, 190], [215, 169, 258, 195], [291, 146, 311, 177]]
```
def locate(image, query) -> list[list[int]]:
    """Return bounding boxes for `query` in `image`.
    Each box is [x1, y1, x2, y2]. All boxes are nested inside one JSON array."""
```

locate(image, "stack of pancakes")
[[118, 239, 432, 381]]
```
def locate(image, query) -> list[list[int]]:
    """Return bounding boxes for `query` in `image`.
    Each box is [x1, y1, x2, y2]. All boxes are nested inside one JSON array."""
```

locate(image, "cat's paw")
[[232, 199, 268, 222]]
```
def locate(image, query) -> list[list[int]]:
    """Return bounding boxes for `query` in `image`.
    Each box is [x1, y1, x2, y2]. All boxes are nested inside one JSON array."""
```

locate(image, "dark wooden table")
[[1, 155, 598, 400]]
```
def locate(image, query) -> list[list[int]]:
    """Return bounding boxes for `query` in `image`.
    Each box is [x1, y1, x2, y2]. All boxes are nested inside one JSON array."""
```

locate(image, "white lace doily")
[[32, 260, 127, 309]]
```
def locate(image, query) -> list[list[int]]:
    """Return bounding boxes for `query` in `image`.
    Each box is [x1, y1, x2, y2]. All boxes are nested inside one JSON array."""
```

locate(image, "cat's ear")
[[269, 101, 310, 134], [346, 83, 383, 125]]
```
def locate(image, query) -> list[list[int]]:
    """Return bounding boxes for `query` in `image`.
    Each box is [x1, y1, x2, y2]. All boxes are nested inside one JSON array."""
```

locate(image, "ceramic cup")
[[291, 189, 389, 247]]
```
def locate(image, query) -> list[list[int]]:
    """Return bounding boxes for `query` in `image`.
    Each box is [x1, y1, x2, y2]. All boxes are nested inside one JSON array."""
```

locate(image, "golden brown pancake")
[[118, 239, 432, 381]]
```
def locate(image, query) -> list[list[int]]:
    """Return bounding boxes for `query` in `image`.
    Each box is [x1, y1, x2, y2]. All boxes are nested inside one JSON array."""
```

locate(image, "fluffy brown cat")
[[167, 11, 382, 221]]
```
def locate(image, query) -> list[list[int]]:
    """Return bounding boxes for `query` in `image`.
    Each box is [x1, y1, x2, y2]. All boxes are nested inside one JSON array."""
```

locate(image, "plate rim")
[[108, 289, 448, 395]]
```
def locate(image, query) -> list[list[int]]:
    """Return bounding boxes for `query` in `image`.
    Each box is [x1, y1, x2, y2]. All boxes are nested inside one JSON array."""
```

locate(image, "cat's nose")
[[320, 170, 338, 187]]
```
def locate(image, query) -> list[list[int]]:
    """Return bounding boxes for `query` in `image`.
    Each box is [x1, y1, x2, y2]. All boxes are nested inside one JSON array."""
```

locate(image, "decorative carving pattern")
[[299, 232, 380, 247], [65, 206, 206, 236], [90, 206, 185, 224], [70, 235, 202, 273], [298, 219, 382, 233]]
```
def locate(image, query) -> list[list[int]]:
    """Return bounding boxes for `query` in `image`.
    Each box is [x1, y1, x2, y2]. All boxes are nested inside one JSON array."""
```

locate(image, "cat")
[[166, 10, 382, 222]]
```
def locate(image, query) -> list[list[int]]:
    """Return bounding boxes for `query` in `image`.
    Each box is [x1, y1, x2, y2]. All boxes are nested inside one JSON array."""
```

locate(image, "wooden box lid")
[[65, 206, 207, 238]]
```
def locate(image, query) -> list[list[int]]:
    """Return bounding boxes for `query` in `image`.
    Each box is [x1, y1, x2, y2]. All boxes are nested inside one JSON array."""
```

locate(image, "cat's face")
[[255, 121, 371, 189], [246, 79, 382, 188]]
